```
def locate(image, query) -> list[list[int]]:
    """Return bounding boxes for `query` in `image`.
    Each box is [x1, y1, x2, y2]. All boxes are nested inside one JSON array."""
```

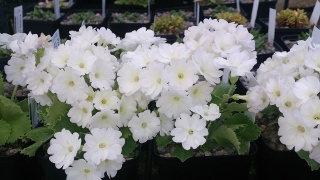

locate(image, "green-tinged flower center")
[[68, 146, 73, 152], [317, 64, 320, 68], [285, 102, 292, 107], [157, 78, 162, 84], [87, 96, 93, 102], [193, 89, 198, 95], [20, 66, 24, 70], [262, 97, 266, 102], [101, 99, 107, 104], [95, 73, 99, 78], [142, 122, 147, 128], [79, 63, 84, 68], [99, 143, 106, 148], [178, 73, 184, 79], [84, 169, 90, 173], [204, 112, 208, 116], [276, 91, 281, 97], [174, 97, 180, 101], [102, 115, 107, 119], [188, 129, 194, 135], [40, 79, 44, 83], [82, 108, 87, 113], [69, 81, 75, 86], [134, 76, 139, 82], [298, 125, 305, 133], [313, 114, 320, 120], [119, 106, 123, 113]]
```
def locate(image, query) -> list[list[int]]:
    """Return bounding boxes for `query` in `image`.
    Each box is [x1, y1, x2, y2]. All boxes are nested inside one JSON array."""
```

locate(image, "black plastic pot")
[[155, 6, 195, 22], [153, 141, 257, 180], [0, 56, 10, 77], [0, 151, 23, 180], [0, 15, 11, 34], [258, 18, 310, 46], [23, 15, 64, 36], [240, 0, 277, 20], [155, 34, 183, 44], [35, 0, 78, 12], [256, 136, 320, 180], [200, 3, 248, 22], [280, 34, 299, 52], [154, 0, 185, 9], [60, 9, 108, 39], [254, 41, 282, 70], [108, 10, 152, 38]]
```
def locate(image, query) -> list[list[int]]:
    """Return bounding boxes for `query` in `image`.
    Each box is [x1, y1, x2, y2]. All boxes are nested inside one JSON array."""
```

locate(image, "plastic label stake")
[[268, 8, 276, 44], [236, 0, 240, 13], [51, 29, 61, 49], [81, 20, 85, 26], [69, 0, 73, 6], [14, 5, 23, 33], [196, 2, 200, 25], [250, 0, 260, 28], [222, 68, 230, 83], [102, 0, 106, 19], [148, 0, 151, 21], [54, 0, 60, 19], [28, 97, 41, 129], [311, 26, 320, 45], [310, 1, 320, 26]]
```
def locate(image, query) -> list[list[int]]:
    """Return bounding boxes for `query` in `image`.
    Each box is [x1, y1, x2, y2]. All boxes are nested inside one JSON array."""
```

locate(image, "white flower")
[[192, 48, 223, 85], [122, 44, 157, 68], [89, 60, 116, 90], [265, 76, 294, 105], [25, 70, 52, 95], [67, 49, 97, 75], [278, 111, 320, 152], [51, 43, 72, 68], [93, 89, 119, 110], [68, 101, 94, 128], [65, 159, 101, 180], [214, 50, 256, 77], [300, 97, 320, 124], [97, 27, 121, 47], [159, 113, 174, 136], [245, 86, 269, 113], [83, 128, 125, 165], [305, 48, 320, 72], [4, 57, 27, 86], [88, 109, 122, 130], [188, 81, 213, 106], [51, 67, 90, 104], [139, 62, 169, 99], [166, 58, 198, 90], [156, 87, 193, 119], [128, 110, 160, 143], [211, 30, 241, 58], [155, 42, 190, 64], [118, 96, 137, 126], [97, 154, 125, 179], [47, 129, 81, 169], [276, 89, 299, 114], [171, 113, 208, 150], [28, 92, 52, 106], [310, 141, 320, 164], [117, 62, 141, 96], [293, 76, 320, 107], [190, 104, 221, 121]]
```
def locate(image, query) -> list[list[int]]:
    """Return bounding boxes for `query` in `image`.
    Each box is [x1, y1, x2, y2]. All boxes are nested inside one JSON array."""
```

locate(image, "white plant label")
[[69, 0, 73, 6], [246, 72, 259, 88], [54, 0, 60, 19], [222, 68, 230, 83], [81, 20, 85, 26], [194, 2, 197, 20], [268, 8, 276, 44], [310, 1, 320, 26], [148, 0, 151, 21], [102, 0, 106, 19], [51, 29, 61, 49], [28, 97, 41, 129], [311, 26, 320, 45], [14, 6, 23, 33], [196, 2, 200, 25], [250, 0, 260, 28], [236, 0, 240, 13]]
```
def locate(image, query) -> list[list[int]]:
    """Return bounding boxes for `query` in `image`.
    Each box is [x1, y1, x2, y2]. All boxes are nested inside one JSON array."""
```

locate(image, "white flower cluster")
[[3, 18, 259, 179], [254, 37, 320, 163]]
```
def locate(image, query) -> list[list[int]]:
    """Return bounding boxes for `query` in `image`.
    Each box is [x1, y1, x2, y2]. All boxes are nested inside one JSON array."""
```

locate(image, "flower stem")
[[11, 85, 18, 100]]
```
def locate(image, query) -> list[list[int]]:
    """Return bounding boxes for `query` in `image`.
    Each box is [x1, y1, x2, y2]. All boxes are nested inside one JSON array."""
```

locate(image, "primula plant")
[[276, 8, 311, 28], [114, 0, 150, 7], [70, 11, 102, 25], [0, 33, 26, 58], [24, 7, 57, 21], [216, 12, 247, 25], [252, 37, 320, 170]]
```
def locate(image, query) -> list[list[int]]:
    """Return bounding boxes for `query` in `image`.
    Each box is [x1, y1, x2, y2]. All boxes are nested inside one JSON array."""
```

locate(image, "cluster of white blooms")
[[3, 18, 260, 179], [254, 37, 320, 163]]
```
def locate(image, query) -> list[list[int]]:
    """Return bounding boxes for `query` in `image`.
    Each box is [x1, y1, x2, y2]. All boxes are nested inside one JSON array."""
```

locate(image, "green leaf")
[[119, 127, 132, 139], [0, 120, 11, 146], [297, 150, 320, 171], [261, 105, 281, 116], [207, 120, 222, 140], [172, 144, 193, 162], [17, 98, 29, 113], [156, 135, 172, 147], [25, 127, 54, 141], [0, 95, 24, 121], [0, 73, 4, 95], [122, 136, 138, 156], [212, 125, 243, 154], [225, 102, 248, 113], [201, 138, 214, 151], [5, 113, 31, 144], [229, 75, 238, 85], [212, 82, 232, 98], [21, 131, 53, 157], [52, 112, 88, 134], [224, 114, 261, 142]]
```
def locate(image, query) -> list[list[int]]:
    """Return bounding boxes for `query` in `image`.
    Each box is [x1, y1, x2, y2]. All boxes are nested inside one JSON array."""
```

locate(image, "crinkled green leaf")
[[119, 127, 132, 139], [0, 95, 24, 121], [17, 98, 29, 113], [212, 82, 235, 98], [5, 113, 31, 144], [25, 127, 54, 141], [122, 135, 138, 156], [0, 73, 4, 95], [229, 75, 238, 85], [0, 120, 11, 146], [21, 131, 54, 157], [207, 120, 222, 140], [156, 135, 172, 147], [201, 138, 214, 151], [238, 137, 250, 155], [225, 102, 248, 113], [224, 113, 261, 142], [297, 150, 320, 171], [212, 125, 242, 153], [262, 105, 281, 116], [51, 111, 88, 134], [172, 144, 193, 162]]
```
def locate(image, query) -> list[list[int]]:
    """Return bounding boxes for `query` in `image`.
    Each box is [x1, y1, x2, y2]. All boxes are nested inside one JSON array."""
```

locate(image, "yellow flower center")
[[178, 73, 184, 79], [193, 89, 198, 95], [82, 108, 87, 113], [134, 76, 139, 82], [157, 78, 162, 84], [276, 91, 281, 97], [174, 97, 180, 101], [102, 115, 107, 119], [79, 63, 84, 68], [188, 129, 194, 135], [298, 125, 305, 133], [101, 99, 107, 104], [285, 102, 292, 107], [84, 169, 90, 173], [99, 143, 106, 148], [68, 146, 73, 152], [20, 66, 25, 70], [40, 79, 44, 83], [95, 73, 99, 78], [87, 96, 93, 102], [142, 122, 147, 128], [69, 81, 75, 86]]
